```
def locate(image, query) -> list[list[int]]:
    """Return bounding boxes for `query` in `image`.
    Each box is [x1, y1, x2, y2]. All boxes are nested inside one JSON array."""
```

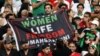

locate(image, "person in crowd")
[[72, 17, 82, 34], [44, 3, 53, 15], [2, 27, 14, 43], [1, 5, 13, 18], [91, 5, 100, 18], [53, 39, 71, 56], [0, 16, 9, 40], [1, 0, 17, 14], [67, 9, 75, 23], [58, 3, 68, 10], [80, 12, 91, 28], [68, 41, 81, 56], [85, 44, 98, 56], [19, 41, 36, 56], [38, 43, 52, 56], [0, 40, 19, 56], [54, 0, 70, 11], [79, 19, 99, 56], [5, 13, 16, 20], [74, 3, 84, 18], [20, 9, 32, 18], [71, 0, 91, 17], [17, 0, 32, 18], [90, 0, 99, 12]]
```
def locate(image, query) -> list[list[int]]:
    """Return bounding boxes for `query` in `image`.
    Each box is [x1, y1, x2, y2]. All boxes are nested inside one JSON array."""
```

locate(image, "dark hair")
[[73, 17, 81, 20], [44, 3, 53, 9], [17, 3, 30, 18], [68, 41, 80, 52], [68, 41, 77, 47], [94, 4, 100, 7], [20, 41, 28, 45], [5, 13, 16, 19], [84, 12, 91, 17], [77, 3, 84, 9], [42, 43, 50, 49], [58, 3, 67, 9]]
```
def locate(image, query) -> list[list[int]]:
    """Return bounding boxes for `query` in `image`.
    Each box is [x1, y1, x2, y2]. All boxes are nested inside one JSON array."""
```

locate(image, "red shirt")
[[79, 20, 91, 28], [38, 51, 52, 56], [70, 52, 81, 56], [48, 0, 73, 9]]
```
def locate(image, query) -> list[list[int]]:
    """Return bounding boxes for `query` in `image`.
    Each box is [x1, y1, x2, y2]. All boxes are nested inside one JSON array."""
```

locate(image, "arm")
[[79, 32, 85, 38], [32, 0, 47, 8]]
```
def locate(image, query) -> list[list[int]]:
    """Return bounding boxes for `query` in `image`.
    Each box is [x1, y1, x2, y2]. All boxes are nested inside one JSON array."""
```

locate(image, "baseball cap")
[[91, 20, 99, 27]]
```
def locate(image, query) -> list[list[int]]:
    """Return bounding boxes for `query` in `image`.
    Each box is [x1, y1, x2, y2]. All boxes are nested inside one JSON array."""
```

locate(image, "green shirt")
[[31, 0, 45, 16], [91, 7, 94, 12]]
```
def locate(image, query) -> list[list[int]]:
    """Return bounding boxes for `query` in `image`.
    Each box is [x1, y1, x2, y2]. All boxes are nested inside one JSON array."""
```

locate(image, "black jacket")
[[0, 49, 19, 56], [53, 46, 71, 56], [19, 49, 36, 56]]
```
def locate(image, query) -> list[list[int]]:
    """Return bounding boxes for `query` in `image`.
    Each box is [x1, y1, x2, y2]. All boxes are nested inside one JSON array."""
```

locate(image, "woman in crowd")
[[38, 44, 53, 56], [85, 44, 98, 56], [68, 41, 81, 56]]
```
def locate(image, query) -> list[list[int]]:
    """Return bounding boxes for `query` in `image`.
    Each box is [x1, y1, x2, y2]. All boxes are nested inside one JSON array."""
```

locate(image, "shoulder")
[[38, 52, 44, 56]]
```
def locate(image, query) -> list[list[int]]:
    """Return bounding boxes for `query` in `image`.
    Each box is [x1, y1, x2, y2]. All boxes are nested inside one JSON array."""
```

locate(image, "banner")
[[9, 10, 74, 49]]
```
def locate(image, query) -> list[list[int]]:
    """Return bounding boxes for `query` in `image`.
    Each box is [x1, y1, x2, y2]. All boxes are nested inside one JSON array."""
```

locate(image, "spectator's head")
[[73, 17, 81, 25], [94, 5, 100, 14], [3, 6, 12, 17], [90, 19, 99, 29], [21, 41, 29, 50], [88, 44, 97, 55], [58, 3, 68, 10], [42, 44, 51, 54], [4, 7, 12, 13], [67, 10, 74, 17], [68, 41, 77, 52], [91, 0, 99, 6], [83, 12, 91, 22], [21, 9, 29, 18], [44, 3, 53, 14], [4, 41, 13, 50], [77, 3, 84, 13], [6, 13, 16, 20]]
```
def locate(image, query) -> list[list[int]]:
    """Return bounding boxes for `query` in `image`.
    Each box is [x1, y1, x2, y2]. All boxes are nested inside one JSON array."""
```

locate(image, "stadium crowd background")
[[0, 0, 100, 56]]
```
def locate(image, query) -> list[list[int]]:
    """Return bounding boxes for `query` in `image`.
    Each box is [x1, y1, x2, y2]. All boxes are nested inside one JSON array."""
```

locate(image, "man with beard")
[[0, 41, 19, 56], [91, 5, 100, 18], [19, 41, 36, 56]]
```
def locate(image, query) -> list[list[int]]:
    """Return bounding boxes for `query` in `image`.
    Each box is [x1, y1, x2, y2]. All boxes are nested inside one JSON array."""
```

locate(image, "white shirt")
[[71, 0, 91, 18], [12, 0, 22, 12], [0, 6, 18, 14]]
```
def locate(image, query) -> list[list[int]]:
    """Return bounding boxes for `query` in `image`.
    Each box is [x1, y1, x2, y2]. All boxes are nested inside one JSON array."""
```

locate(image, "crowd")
[[0, 0, 100, 56]]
